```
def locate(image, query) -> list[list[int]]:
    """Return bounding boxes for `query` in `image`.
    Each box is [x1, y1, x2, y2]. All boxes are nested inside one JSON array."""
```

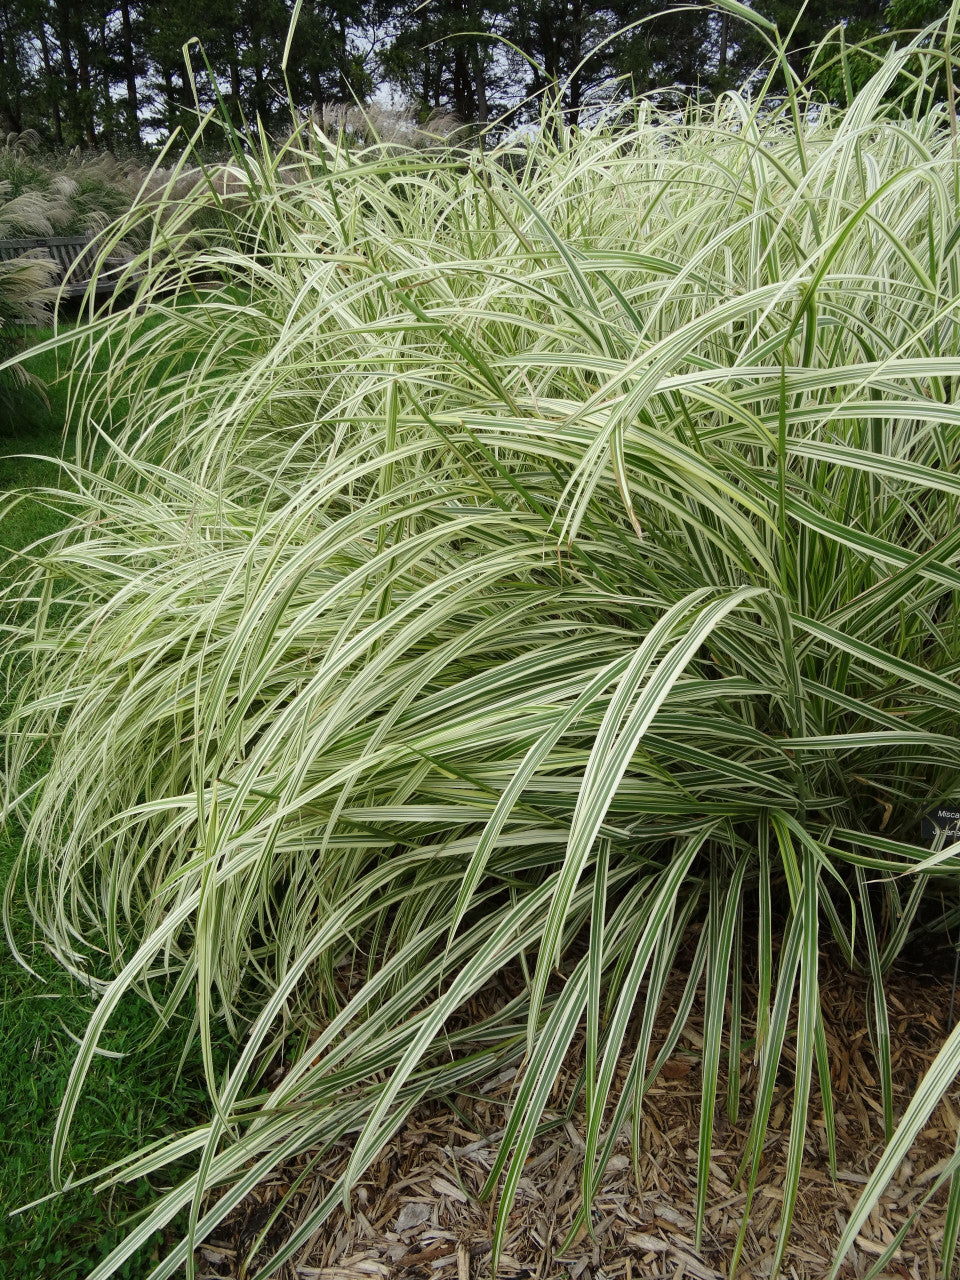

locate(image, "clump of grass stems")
[[6, 8, 960, 1277]]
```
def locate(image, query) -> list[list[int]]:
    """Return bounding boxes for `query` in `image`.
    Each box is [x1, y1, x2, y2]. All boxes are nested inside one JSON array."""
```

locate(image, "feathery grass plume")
[[0, 176, 61, 394], [313, 101, 462, 149], [6, 8, 960, 1278], [0, 249, 58, 327]]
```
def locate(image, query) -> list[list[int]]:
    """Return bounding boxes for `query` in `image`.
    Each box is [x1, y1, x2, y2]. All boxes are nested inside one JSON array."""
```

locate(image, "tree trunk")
[[163, 65, 176, 136], [253, 59, 265, 122], [120, 0, 140, 145], [568, 0, 583, 125], [75, 25, 97, 146], [453, 43, 474, 122], [0, 21, 23, 134], [99, 12, 114, 149], [54, 0, 83, 144], [37, 20, 63, 144], [470, 43, 488, 124], [231, 60, 241, 122], [420, 16, 432, 112]]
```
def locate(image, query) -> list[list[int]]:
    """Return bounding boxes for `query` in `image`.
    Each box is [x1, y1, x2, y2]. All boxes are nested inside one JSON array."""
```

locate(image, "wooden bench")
[[0, 235, 135, 301]]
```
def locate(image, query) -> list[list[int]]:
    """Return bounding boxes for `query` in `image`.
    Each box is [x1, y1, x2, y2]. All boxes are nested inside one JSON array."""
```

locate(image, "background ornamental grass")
[[6, 14, 960, 1278]]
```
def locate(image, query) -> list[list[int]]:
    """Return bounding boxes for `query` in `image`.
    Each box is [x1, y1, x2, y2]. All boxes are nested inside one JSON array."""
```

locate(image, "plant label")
[[922, 802, 960, 847]]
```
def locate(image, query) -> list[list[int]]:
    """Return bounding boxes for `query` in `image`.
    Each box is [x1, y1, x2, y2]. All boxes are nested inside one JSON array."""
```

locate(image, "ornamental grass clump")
[[6, 14, 960, 1279]]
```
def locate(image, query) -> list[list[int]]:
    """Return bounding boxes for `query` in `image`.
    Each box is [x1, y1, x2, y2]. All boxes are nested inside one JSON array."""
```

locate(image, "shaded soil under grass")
[[197, 943, 959, 1280]]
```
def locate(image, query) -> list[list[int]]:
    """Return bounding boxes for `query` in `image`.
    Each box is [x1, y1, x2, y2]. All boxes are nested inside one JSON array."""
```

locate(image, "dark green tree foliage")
[[379, 2, 726, 126], [0, 0, 102, 146], [379, 0, 507, 124], [141, 0, 315, 136], [2, 2, 959, 154], [734, 0, 886, 83], [0, 0, 367, 150], [285, 0, 372, 116], [801, 0, 954, 106], [502, 0, 614, 119], [0, 0, 149, 147], [0, 0, 36, 135], [378, 1, 876, 126], [606, 2, 726, 98]]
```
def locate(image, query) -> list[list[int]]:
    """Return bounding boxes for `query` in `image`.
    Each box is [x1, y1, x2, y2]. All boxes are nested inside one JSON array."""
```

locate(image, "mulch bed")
[[194, 944, 960, 1280]]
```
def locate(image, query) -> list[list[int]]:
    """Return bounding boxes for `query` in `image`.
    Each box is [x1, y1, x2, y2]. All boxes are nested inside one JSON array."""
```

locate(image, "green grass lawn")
[[0, 323, 228, 1280], [0, 328, 75, 552]]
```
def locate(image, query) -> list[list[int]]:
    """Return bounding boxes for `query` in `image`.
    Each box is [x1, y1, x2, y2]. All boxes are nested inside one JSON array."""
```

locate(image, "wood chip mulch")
[[193, 943, 960, 1280]]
